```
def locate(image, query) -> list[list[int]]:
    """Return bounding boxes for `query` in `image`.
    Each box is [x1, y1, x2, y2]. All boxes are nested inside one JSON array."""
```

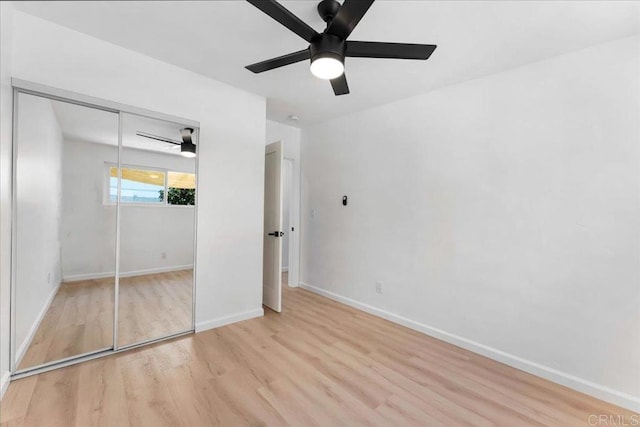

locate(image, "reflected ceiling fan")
[[245, 0, 437, 96], [135, 128, 197, 158]]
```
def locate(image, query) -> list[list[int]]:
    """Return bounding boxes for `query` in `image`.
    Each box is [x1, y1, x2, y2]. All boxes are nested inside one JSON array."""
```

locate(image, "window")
[[106, 164, 196, 206]]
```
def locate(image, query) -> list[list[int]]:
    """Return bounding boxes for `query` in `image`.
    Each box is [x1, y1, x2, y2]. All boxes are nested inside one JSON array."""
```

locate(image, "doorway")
[[282, 158, 293, 283]]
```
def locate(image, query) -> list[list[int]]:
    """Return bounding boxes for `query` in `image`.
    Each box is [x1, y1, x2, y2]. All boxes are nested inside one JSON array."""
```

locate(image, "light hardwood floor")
[[117, 270, 192, 347], [2, 273, 637, 426], [17, 270, 192, 371]]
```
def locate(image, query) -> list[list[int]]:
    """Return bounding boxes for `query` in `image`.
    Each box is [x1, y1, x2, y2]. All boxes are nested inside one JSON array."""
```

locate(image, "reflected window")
[[106, 165, 195, 206], [109, 166, 166, 204]]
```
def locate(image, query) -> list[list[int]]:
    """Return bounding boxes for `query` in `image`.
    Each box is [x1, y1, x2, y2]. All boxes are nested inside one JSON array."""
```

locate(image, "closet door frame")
[[9, 79, 199, 379]]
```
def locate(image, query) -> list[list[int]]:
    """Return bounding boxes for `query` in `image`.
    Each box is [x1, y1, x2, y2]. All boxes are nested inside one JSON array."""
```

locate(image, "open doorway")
[[282, 158, 293, 286]]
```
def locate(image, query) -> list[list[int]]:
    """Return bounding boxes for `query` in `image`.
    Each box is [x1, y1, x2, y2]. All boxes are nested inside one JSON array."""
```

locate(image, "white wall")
[[8, 10, 266, 338], [14, 94, 64, 363], [266, 120, 301, 285], [61, 139, 196, 279], [0, 1, 14, 397], [60, 138, 116, 280], [300, 36, 640, 410]]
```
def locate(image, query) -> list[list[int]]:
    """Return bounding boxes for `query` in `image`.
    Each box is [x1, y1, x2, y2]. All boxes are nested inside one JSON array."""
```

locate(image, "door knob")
[[268, 231, 284, 237]]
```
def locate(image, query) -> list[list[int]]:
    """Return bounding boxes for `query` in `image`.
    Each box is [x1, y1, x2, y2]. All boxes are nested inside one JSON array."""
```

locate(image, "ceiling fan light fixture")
[[180, 142, 197, 158], [310, 55, 344, 80], [180, 127, 197, 158], [309, 33, 345, 80]]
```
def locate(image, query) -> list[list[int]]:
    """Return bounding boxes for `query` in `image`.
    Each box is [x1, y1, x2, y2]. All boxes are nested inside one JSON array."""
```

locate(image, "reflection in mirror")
[[15, 93, 118, 370], [117, 113, 196, 347]]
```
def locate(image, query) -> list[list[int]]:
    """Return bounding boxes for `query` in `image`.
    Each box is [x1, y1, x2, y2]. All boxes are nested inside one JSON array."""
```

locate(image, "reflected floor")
[[18, 270, 192, 371], [118, 269, 193, 347]]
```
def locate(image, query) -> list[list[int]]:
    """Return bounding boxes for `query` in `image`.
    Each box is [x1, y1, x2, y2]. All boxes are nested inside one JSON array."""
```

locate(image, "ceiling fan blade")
[[136, 131, 181, 145], [346, 41, 437, 60], [331, 73, 349, 96], [246, 0, 319, 42], [326, 0, 374, 40], [246, 49, 310, 73]]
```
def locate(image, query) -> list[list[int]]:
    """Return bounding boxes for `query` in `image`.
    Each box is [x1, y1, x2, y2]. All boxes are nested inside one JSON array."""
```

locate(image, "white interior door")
[[263, 141, 283, 312]]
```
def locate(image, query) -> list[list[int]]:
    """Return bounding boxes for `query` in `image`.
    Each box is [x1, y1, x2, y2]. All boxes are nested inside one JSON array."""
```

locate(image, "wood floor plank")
[[2, 273, 638, 426], [0, 377, 37, 425], [120, 355, 182, 427], [21, 366, 80, 427], [74, 357, 130, 427], [161, 364, 235, 427]]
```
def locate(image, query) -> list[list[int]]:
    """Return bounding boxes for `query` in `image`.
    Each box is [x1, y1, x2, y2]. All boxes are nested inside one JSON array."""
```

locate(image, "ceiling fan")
[[135, 128, 197, 158], [245, 0, 437, 96]]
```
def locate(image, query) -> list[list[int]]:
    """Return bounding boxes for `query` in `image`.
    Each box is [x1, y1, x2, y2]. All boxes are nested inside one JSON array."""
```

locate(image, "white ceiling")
[[14, 1, 640, 126]]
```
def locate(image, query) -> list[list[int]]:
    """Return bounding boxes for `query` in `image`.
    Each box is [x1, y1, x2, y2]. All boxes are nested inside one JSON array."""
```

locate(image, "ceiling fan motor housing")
[[317, 0, 341, 23], [310, 33, 346, 64]]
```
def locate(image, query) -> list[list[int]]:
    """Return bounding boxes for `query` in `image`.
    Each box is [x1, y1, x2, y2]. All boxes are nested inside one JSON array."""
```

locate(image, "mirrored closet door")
[[14, 92, 118, 371], [116, 113, 196, 348], [12, 87, 197, 374]]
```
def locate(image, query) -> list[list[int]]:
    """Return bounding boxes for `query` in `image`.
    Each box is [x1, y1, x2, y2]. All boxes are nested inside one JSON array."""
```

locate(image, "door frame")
[[282, 156, 300, 288]]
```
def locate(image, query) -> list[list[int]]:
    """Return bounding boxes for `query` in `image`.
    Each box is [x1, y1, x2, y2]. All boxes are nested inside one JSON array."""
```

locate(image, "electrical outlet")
[[47, 272, 51, 284], [376, 281, 383, 294], [161, 252, 167, 260], [311, 208, 316, 218]]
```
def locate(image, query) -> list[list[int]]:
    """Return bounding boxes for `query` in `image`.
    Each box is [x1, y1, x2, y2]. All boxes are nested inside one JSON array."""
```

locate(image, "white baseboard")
[[195, 308, 264, 333], [15, 280, 62, 368], [299, 282, 640, 413], [63, 264, 194, 282], [0, 370, 10, 400]]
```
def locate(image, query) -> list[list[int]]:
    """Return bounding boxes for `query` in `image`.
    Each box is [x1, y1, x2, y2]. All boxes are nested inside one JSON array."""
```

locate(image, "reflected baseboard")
[[0, 370, 10, 400], [15, 280, 61, 369], [62, 265, 194, 282]]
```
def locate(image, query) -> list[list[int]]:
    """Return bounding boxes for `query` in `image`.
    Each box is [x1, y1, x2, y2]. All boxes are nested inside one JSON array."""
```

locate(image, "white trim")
[[195, 308, 264, 333], [299, 282, 640, 413], [14, 280, 61, 368], [113, 110, 123, 350], [11, 330, 192, 381], [12, 78, 199, 128], [0, 371, 10, 400], [282, 155, 300, 288], [190, 126, 200, 346], [62, 264, 193, 282]]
